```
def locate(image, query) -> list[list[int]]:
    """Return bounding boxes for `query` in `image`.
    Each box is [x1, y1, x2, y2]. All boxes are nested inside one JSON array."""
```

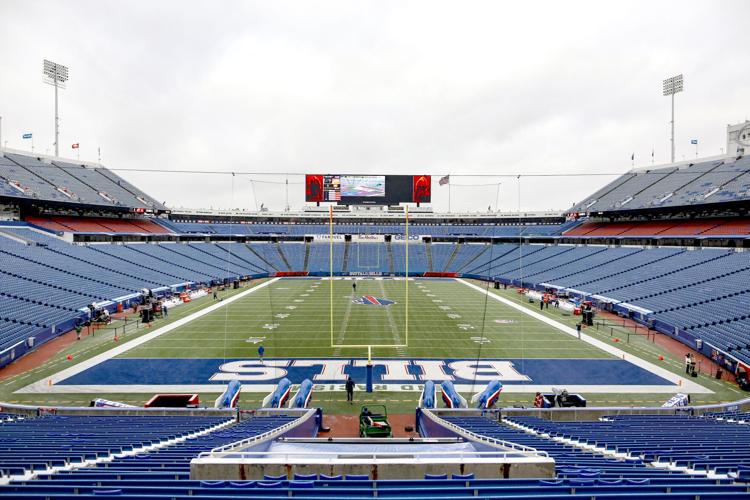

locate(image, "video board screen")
[[341, 175, 385, 197], [305, 174, 431, 205]]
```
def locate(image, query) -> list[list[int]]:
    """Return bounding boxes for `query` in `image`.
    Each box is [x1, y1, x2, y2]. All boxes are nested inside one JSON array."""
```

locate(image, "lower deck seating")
[[2, 475, 747, 499], [0, 413, 301, 495], [3, 221, 750, 371], [0, 415, 231, 477], [0, 228, 279, 356], [439, 416, 672, 479], [1, 411, 748, 498], [508, 414, 750, 477]]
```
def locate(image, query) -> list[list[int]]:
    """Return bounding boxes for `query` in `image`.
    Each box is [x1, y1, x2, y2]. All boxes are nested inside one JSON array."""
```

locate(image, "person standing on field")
[[346, 376, 355, 404]]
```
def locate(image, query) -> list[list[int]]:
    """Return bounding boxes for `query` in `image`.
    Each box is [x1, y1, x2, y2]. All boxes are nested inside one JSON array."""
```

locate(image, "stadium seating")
[[564, 219, 750, 238], [391, 243, 429, 274], [409, 413, 750, 497], [5, 475, 748, 499], [0, 413, 297, 484], [569, 156, 750, 214], [0, 414, 231, 477], [438, 416, 669, 478], [430, 243, 458, 272], [0, 227, 283, 355], [4, 214, 750, 370], [306, 243, 346, 273], [27, 216, 171, 234], [0, 410, 747, 499], [160, 220, 574, 237], [0, 152, 165, 210], [470, 242, 750, 363], [506, 414, 750, 477], [349, 243, 390, 273]]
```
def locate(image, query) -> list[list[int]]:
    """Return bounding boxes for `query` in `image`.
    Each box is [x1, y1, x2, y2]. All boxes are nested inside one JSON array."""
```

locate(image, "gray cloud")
[[0, 0, 747, 212]]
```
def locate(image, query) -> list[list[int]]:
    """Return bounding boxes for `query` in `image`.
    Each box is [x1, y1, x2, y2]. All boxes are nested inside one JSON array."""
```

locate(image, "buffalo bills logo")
[[353, 296, 396, 306]]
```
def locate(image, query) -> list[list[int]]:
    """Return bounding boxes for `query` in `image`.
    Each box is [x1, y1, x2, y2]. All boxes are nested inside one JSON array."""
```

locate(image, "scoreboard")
[[305, 174, 431, 205]]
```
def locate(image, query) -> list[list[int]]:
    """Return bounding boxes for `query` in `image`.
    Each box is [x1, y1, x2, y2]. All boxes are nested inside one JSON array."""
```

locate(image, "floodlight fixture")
[[663, 74, 683, 163], [43, 59, 69, 157]]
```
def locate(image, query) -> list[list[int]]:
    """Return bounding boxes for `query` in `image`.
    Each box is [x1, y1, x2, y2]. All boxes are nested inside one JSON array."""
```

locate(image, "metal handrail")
[[426, 396, 750, 416], [208, 408, 315, 454], [197, 449, 547, 461], [421, 409, 549, 457]]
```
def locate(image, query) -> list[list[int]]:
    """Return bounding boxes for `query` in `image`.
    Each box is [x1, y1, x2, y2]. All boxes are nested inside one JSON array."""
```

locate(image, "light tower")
[[662, 74, 683, 163], [43, 59, 69, 157]]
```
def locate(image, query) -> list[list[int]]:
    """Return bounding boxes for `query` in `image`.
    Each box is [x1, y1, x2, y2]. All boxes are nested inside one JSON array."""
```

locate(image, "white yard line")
[[456, 279, 712, 395], [331, 287, 356, 357], [15, 278, 280, 394]]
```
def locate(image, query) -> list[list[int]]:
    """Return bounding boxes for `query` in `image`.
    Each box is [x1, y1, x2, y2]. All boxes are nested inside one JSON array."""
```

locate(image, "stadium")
[[1, 1, 750, 498]]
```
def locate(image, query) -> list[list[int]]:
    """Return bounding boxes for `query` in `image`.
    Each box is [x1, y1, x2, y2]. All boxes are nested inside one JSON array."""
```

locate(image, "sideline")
[[456, 279, 712, 394], [16, 278, 280, 394]]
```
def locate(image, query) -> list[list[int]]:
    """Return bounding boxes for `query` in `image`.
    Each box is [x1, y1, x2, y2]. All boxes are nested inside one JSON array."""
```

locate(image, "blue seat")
[[257, 481, 283, 488], [228, 481, 256, 488], [294, 473, 318, 480], [199, 481, 226, 488], [263, 474, 286, 481], [452, 473, 474, 480]]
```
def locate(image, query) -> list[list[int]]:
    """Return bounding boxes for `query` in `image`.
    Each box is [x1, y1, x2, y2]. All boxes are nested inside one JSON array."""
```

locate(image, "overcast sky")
[[0, 1, 747, 213]]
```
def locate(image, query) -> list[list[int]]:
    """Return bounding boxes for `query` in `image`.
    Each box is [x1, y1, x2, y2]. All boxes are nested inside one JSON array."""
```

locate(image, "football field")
[[4, 277, 740, 413], [120, 278, 607, 360]]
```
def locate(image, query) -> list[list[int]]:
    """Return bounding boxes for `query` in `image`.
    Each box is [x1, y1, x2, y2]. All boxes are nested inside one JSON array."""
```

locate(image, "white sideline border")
[[15, 278, 280, 394], [457, 279, 712, 395]]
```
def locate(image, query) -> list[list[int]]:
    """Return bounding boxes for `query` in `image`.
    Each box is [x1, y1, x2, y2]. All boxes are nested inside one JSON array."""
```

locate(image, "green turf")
[[0, 278, 744, 412], [121, 278, 608, 360]]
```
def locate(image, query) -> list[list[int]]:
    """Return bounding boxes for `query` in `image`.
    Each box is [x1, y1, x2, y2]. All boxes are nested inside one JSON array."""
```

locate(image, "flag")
[[439, 175, 450, 186], [691, 139, 698, 145], [71, 143, 79, 149], [22, 133, 32, 139]]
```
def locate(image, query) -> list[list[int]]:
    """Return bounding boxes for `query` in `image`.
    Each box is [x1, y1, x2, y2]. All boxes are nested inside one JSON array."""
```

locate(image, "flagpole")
[[448, 175, 451, 213]]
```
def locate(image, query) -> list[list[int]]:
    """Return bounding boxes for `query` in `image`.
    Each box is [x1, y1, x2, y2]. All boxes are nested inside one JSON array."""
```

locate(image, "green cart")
[[359, 404, 392, 438]]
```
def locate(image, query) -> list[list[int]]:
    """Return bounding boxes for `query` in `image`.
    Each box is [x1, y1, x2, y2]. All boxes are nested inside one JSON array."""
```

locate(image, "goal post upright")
[[329, 205, 334, 348], [405, 204, 409, 347]]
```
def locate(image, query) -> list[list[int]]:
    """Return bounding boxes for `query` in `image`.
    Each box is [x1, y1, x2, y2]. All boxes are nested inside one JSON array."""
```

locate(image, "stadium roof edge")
[[168, 207, 566, 219], [629, 152, 731, 173], [0, 145, 103, 169]]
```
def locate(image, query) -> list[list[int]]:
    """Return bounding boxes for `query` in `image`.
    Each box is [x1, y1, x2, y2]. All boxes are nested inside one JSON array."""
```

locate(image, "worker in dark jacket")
[[345, 376, 355, 404]]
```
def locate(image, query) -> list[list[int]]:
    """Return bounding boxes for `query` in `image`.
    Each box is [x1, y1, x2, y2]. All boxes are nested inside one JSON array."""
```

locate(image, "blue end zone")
[[58, 358, 674, 387]]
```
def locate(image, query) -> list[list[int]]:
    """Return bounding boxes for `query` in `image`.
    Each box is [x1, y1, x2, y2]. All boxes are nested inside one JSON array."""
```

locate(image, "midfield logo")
[[352, 295, 396, 306]]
